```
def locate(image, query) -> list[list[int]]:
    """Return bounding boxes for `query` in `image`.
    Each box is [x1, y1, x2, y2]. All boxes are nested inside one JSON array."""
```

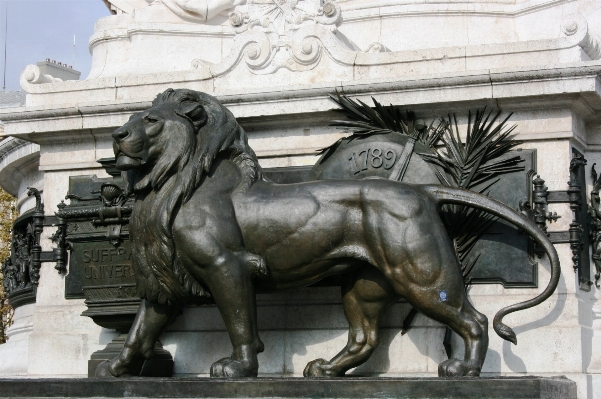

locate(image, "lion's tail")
[[421, 184, 561, 345]]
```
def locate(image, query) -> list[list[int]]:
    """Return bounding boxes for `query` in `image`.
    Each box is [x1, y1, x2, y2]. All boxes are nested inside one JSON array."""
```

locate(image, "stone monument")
[[0, 1, 600, 398]]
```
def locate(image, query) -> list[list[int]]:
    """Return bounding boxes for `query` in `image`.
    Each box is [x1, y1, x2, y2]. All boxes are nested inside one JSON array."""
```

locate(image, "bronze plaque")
[[69, 240, 136, 300]]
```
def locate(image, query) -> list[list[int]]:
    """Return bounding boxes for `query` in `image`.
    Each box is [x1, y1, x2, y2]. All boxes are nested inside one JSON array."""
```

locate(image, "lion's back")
[[299, 178, 432, 220], [244, 178, 433, 227]]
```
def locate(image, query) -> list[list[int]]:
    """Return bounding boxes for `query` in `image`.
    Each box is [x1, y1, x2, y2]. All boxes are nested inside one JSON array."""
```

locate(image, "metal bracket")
[[27, 187, 69, 275], [521, 150, 592, 291], [520, 175, 560, 256]]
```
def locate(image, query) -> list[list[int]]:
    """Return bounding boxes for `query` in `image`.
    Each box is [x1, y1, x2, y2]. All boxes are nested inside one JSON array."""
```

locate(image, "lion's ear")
[[176, 102, 207, 131]]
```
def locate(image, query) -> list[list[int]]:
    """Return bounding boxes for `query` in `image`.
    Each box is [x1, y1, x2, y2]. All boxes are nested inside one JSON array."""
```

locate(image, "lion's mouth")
[[115, 153, 142, 170]]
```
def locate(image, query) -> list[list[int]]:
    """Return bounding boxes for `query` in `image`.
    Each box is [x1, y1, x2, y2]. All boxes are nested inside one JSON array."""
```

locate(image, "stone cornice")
[[88, 22, 233, 49], [341, 0, 573, 21], [2, 61, 601, 142], [21, 14, 598, 102]]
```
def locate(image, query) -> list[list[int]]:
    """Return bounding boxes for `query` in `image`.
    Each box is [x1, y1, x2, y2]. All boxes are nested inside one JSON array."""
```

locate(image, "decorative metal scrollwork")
[[568, 154, 587, 275], [57, 182, 132, 248], [588, 164, 601, 288], [521, 149, 592, 291], [519, 175, 560, 249], [27, 187, 44, 282], [1, 188, 70, 307]]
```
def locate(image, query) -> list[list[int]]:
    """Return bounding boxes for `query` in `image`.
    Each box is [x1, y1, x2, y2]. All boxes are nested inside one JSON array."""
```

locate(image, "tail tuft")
[[494, 317, 517, 345]]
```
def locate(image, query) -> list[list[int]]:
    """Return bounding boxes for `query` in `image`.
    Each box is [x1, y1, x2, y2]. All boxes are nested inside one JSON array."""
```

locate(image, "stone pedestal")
[[0, 304, 34, 377], [0, 376, 578, 399]]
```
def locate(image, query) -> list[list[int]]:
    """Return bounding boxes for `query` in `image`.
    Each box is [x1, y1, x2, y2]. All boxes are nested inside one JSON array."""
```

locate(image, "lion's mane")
[[124, 89, 262, 305]]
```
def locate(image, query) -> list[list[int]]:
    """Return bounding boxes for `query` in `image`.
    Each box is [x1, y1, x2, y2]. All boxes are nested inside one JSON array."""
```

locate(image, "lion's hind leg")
[[374, 202, 489, 377], [304, 266, 397, 377], [436, 299, 488, 377], [401, 279, 488, 377]]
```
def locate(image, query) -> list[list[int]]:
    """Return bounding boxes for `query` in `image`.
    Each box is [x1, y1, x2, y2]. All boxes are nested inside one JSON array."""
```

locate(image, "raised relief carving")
[[193, 0, 345, 74], [12, 230, 34, 289], [163, 0, 245, 21], [82, 246, 134, 282], [1, 188, 71, 308], [1, 189, 41, 307], [102, 0, 152, 15], [589, 164, 601, 288], [2, 258, 18, 294]]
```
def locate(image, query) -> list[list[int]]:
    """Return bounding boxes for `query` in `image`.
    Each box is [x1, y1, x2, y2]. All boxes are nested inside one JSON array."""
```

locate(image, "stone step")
[[0, 376, 576, 399]]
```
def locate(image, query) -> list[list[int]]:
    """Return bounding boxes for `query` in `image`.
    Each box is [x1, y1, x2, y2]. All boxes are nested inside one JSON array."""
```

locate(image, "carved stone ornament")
[[162, 0, 246, 21], [192, 0, 343, 74], [96, 89, 561, 380], [102, 0, 153, 15]]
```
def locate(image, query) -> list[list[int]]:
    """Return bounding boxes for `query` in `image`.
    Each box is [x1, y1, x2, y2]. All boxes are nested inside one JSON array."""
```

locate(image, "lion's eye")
[[144, 115, 159, 123]]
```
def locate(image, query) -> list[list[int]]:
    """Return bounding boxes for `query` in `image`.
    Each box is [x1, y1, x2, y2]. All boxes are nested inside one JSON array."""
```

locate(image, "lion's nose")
[[112, 128, 130, 141]]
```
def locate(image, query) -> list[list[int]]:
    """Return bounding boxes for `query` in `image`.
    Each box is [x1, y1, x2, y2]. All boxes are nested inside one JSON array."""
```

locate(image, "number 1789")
[[348, 148, 397, 175]]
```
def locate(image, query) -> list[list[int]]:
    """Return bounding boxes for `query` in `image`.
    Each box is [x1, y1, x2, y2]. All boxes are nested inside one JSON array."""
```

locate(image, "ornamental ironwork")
[[1, 188, 68, 308]]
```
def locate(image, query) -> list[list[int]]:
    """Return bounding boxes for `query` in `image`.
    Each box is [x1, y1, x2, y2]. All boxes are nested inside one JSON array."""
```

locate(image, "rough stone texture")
[[0, 376, 578, 399]]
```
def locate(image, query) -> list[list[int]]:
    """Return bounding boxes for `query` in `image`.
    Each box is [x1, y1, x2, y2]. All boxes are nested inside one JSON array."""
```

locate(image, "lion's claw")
[[95, 361, 118, 378], [303, 358, 344, 377], [210, 357, 258, 378], [438, 359, 480, 377]]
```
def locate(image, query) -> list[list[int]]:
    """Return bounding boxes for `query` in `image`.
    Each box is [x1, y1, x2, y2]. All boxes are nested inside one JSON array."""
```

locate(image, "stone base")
[[87, 334, 173, 378], [0, 376, 576, 398]]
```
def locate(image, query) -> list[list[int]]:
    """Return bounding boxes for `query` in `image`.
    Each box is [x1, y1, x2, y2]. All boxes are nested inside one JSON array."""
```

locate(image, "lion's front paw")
[[438, 359, 480, 377], [303, 359, 344, 378], [210, 357, 258, 378], [95, 361, 118, 378]]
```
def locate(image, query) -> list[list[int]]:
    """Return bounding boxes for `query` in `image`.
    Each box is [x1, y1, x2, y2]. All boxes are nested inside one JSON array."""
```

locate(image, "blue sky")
[[1, 0, 108, 90]]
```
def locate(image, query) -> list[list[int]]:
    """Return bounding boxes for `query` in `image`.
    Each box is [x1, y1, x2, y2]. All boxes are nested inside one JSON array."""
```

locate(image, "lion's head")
[[113, 88, 261, 195], [112, 89, 261, 305]]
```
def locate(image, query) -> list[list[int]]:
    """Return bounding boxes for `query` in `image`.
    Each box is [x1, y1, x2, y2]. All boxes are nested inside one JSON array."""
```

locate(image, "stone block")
[[0, 376, 578, 398], [26, 333, 107, 377]]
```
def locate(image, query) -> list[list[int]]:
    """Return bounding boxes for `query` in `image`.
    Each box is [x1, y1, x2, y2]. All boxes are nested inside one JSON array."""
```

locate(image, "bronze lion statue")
[[96, 88, 559, 378]]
